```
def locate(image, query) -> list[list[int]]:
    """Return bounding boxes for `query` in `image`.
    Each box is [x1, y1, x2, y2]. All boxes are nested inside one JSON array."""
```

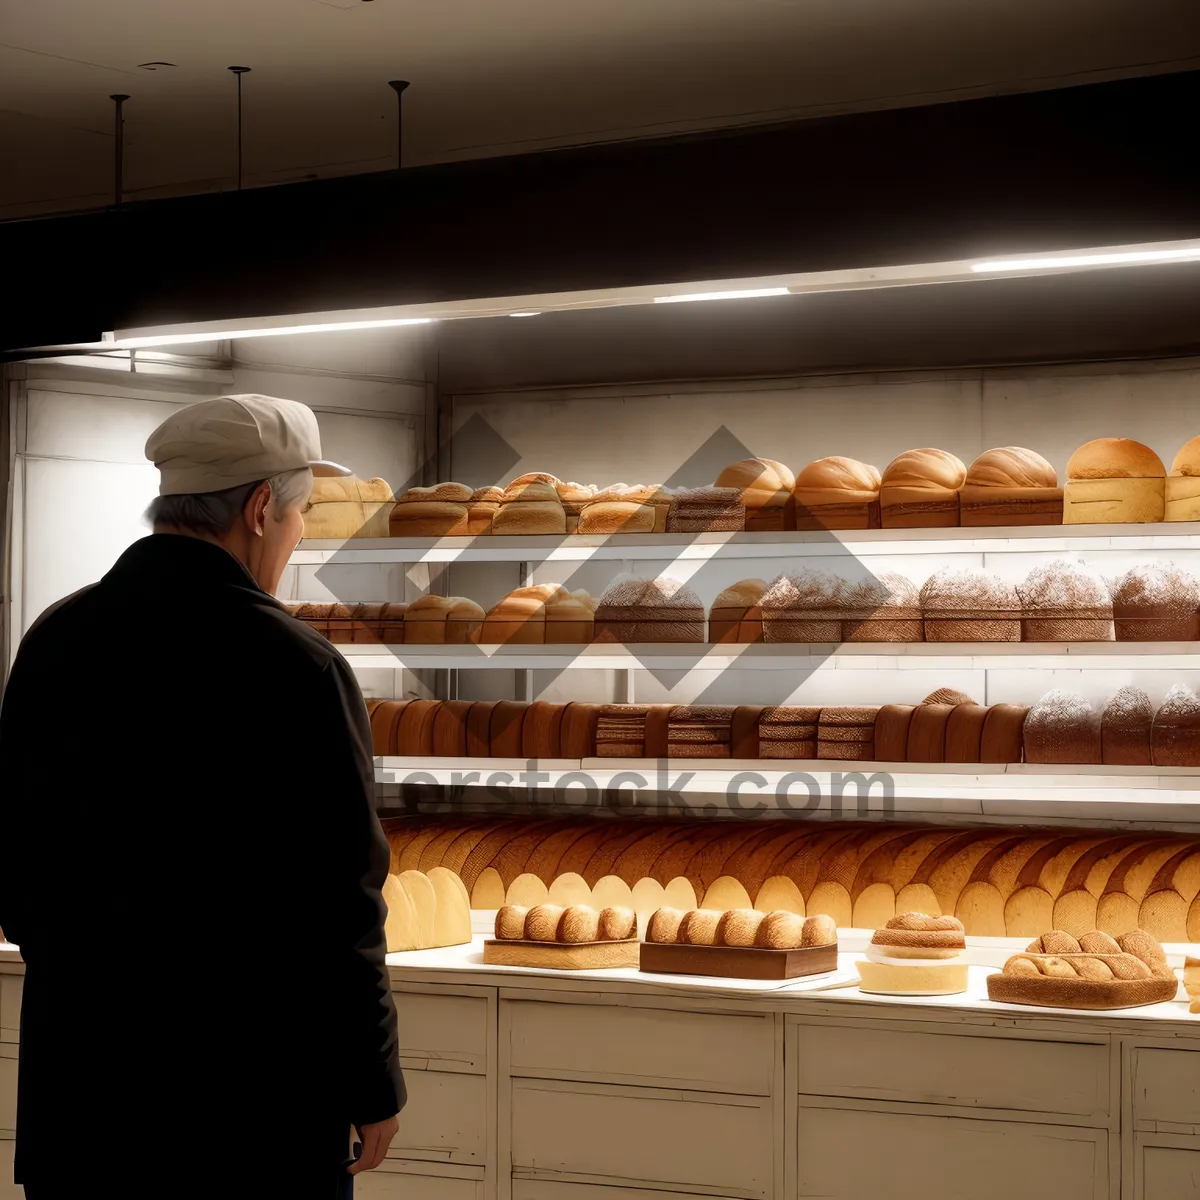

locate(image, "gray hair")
[[146, 467, 313, 537]]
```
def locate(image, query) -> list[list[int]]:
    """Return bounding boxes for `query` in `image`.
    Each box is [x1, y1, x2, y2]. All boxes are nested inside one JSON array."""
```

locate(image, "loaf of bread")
[[596, 704, 672, 757], [920, 567, 1020, 642], [593, 575, 705, 643], [301, 475, 394, 540], [1024, 690, 1102, 764], [476, 584, 564, 645], [347, 602, 407, 644], [1101, 686, 1153, 765], [817, 707, 878, 761], [1017, 559, 1114, 641], [467, 486, 503, 534], [793, 457, 881, 530], [858, 913, 968, 994], [496, 903, 635, 943], [382, 867, 471, 951], [758, 706, 821, 759], [404, 594, 486, 644], [979, 703, 1029, 763], [668, 706, 735, 759], [959, 448, 1062, 526], [709, 579, 767, 643], [545, 590, 596, 644], [841, 572, 923, 642], [577, 485, 658, 535], [1184, 954, 1200, 1013], [1151, 683, 1200, 766], [1064, 438, 1165, 524], [644, 907, 836, 949], [879, 448, 966, 528], [1166, 437, 1200, 522], [874, 705, 915, 761], [761, 569, 847, 642], [1112, 562, 1200, 641], [665, 486, 745, 533], [492, 473, 567, 535], [555, 481, 598, 533], [714, 458, 795, 531], [905, 691, 978, 763], [389, 482, 475, 537]]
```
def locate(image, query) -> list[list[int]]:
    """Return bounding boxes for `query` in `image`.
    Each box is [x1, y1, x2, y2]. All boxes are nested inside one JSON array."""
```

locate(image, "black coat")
[[0, 535, 405, 1189]]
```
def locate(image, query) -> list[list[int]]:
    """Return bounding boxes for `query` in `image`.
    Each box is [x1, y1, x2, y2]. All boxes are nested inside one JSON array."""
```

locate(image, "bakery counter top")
[[291, 521, 1200, 566], [343, 639, 1200, 671]]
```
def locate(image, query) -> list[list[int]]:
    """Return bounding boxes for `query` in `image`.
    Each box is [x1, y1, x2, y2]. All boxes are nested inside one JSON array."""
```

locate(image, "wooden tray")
[[987, 972, 1178, 1011], [639, 941, 838, 981], [483, 938, 639, 970]]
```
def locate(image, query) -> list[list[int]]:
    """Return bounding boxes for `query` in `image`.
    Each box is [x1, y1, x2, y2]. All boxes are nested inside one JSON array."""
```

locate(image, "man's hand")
[[349, 1116, 399, 1174]]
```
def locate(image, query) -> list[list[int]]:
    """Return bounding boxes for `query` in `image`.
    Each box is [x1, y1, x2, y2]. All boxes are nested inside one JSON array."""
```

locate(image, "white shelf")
[[342, 640, 1200, 670], [293, 521, 1200, 565], [373, 757, 1200, 826]]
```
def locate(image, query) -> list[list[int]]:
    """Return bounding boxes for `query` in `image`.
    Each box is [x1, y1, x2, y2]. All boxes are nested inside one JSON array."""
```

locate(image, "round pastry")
[[678, 909, 723, 946], [525, 904, 565, 942], [801, 913, 838, 947], [597, 905, 637, 941], [646, 907, 685, 945], [558, 905, 601, 944], [717, 909, 765, 948], [754, 910, 806, 950], [495, 905, 529, 941]]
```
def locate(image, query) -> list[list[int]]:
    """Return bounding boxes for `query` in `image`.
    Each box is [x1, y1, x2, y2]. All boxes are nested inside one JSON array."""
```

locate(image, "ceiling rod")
[[388, 80, 410, 169], [109, 93, 130, 208], [228, 66, 251, 190]]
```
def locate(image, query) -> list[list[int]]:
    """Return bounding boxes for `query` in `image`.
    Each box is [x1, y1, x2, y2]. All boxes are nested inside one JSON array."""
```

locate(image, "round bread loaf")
[[1067, 438, 1165, 480], [558, 905, 601, 943], [1171, 437, 1200, 477], [965, 447, 1057, 487], [1112, 562, 1200, 640], [801, 913, 838, 947], [717, 908, 765, 947], [598, 906, 637, 940], [1101, 686, 1154, 765], [495, 905, 529, 940], [715, 458, 796, 502], [754, 910, 806, 949], [525, 904, 565, 942], [880, 448, 967, 489], [679, 909, 723, 946], [646, 907, 685, 944], [794, 456, 881, 495]]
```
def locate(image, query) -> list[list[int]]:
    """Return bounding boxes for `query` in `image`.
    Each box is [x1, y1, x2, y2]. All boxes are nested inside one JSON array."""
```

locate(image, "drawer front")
[[1140, 1143, 1200, 1199], [394, 991, 487, 1073], [355, 1169, 482, 1200], [514, 1184, 732, 1200], [0, 1046, 16, 1133], [392, 1071, 486, 1165], [0, 978, 21, 1044], [1131, 1048, 1200, 1128], [797, 1105, 1106, 1200], [0, 1141, 21, 1200], [512, 1079, 772, 1199], [508, 1000, 773, 1095], [794, 1022, 1109, 1119]]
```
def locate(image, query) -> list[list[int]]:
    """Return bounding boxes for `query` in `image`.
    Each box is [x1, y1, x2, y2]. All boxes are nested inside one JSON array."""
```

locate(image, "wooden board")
[[639, 940, 838, 981], [986, 972, 1178, 1010], [483, 938, 639, 970]]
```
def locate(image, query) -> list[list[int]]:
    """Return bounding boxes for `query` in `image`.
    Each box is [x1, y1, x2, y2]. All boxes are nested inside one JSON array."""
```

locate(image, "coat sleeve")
[[0, 645, 36, 945], [304, 653, 406, 1128]]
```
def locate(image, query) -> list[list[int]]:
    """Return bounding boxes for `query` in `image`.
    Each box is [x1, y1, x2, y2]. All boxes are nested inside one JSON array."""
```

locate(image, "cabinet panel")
[[0, 1142, 21, 1200], [1130, 1048, 1200, 1128], [512, 1079, 772, 1199], [794, 1022, 1108, 1119], [508, 1001, 772, 1095], [0, 978, 22, 1044], [354, 1168, 482, 1200], [392, 1071, 485, 1165], [0, 1047, 16, 1133], [1140, 1143, 1200, 1198], [514, 1184, 737, 1200], [796, 1104, 1107, 1200], [393, 990, 488, 1073]]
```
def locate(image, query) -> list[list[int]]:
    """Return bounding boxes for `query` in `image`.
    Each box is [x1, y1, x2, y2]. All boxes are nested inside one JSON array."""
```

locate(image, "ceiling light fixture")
[[653, 287, 792, 304], [81, 316, 436, 351], [509, 311, 541, 317], [972, 247, 1200, 273]]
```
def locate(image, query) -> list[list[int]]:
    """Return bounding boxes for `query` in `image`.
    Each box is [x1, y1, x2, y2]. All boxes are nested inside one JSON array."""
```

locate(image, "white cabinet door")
[[1129, 1048, 1200, 1131], [353, 1167, 482, 1200], [0, 1142, 21, 1200], [796, 1103, 1107, 1200], [392, 1070, 486, 1165], [394, 990, 488, 1074]]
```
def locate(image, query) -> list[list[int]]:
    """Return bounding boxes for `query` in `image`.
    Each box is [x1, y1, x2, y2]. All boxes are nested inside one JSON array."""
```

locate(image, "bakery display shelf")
[[292, 521, 1200, 566], [343, 640, 1200, 671]]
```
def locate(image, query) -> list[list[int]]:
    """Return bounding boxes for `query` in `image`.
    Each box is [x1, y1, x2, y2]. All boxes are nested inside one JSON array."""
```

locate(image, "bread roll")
[[754, 910, 807, 949], [715, 908, 765, 947], [793, 457, 881, 530], [709, 579, 767, 644], [959, 448, 1062, 526], [558, 905, 601, 943], [1004, 955, 1041, 977], [1107, 952, 1153, 980], [879, 448, 966, 528], [801, 913, 837, 947], [1078, 930, 1121, 955], [679, 908, 723, 946], [303, 475, 395, 539], [1064, 438, 1165, 524], [1112, 562, 1200, 641], [1040, 930, 1082, 955], [495, 904, 529, 940], [715, 458, 796, 531], [598, 906, 637, 940], [646, 907, 685, 944], [525, 904, 565, 941]]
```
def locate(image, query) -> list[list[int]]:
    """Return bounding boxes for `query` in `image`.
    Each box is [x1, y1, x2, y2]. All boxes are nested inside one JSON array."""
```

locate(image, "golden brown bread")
[[959, 447, 1062, 527], [716, 908, 764, 947], [793, 457, 882, 530], [880, 449, 967, 528], [678, 909, 723, 946], [754, 910, 806, 949], [709, 579, 768, 644], [598, 906, 637, 940], [558, 905, 601, 943], [1064, 439, 1166, 524], [801, 913, 837, 947], [495, 905, 529, 940], [646, 907, 685, 944], [304, 475, 395, 539], [715, 459, 796, 530], [524, 904, 565, 941], [1067, 438, 1165, 480]]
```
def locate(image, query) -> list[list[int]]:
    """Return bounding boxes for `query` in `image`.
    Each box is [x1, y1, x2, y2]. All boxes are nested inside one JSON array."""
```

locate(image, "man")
[[0, 395, 404, 1197]]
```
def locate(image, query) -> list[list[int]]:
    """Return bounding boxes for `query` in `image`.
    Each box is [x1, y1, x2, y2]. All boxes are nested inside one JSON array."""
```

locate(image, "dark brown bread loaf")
[[1101, 687, 1153, 765], [874, 705, 915, 761], [1112, 563, 1200, 641], [1024, 691, 1102, 764], [1152, 685, 1200, 766], [979, 704, 1029, 763]]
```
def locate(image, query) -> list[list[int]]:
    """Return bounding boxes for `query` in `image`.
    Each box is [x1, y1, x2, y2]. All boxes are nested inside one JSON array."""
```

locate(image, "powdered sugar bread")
[[841, 571, 923, 642], [1112, 562, 1200, 641], [959, 447, 1063, 526], [593, 574, 705, 643], [1024, 691, 1102, 764], [920, 567, 1020, 642], [793, 456, 881, 530], [1101, 686, 1154, 765], [1064, 437, 1166, 524], [1018, 559, 1114, 641], [761, 569, 848, 643], [1151, 684, 1200, 766], [879, 448, 967, 528]]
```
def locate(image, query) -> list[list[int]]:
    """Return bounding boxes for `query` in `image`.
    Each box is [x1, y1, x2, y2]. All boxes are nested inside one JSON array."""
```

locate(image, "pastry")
[[801, 913, 837, 947], [558, 905, 601, 943], [403, 594, 486, 644], [524, 904, 566, 941], [1023, 691, 1102, 764], [303, 475, 394, 539], [668, 706, 735, 759], [593, 575, 705, 643], [879, 448, 966, 528], [1017, 559, 1114, 641], [841, 572, 923, 642], [857, 913, 968, 994], [761, 569, 847, 642], [709, 579, 767, 644], [920, 567, 1021, 642], [793, 456, 881, 530], [1112, 562, 1200, 641], [388, 483, 474, 537], [758, 707, 821, 759], [577, 485, 658, 535], [958, 447, 1062, 526], [492, 473, 567, 535], [678, 909, 723, 946], [714, 458, 795, 531], [1064, 438, 1166, 524], [1151, 683, 1200, 766], [665, 486, 745, 533], [1101, 686, 1153, 765], [817, 707, 878, 761], [1166, 437, 1200, 522]]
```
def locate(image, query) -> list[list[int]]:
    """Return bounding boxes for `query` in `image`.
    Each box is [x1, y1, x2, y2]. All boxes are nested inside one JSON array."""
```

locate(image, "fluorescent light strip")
[[92, 316, 435, 350], [972, 247, 1200, 273], [653, 287, 792, 304], [509, 310, 541, 317]]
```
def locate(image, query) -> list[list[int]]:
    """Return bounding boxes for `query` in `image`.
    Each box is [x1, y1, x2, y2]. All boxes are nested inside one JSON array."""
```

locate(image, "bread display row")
[[289, 560, 1200, 644], [381, 867, 471, 952], [643, 908, 837, 950], [301, 437, 1200, 540], [494, 902, 637, 943], [382, 814, 1200, 941]]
